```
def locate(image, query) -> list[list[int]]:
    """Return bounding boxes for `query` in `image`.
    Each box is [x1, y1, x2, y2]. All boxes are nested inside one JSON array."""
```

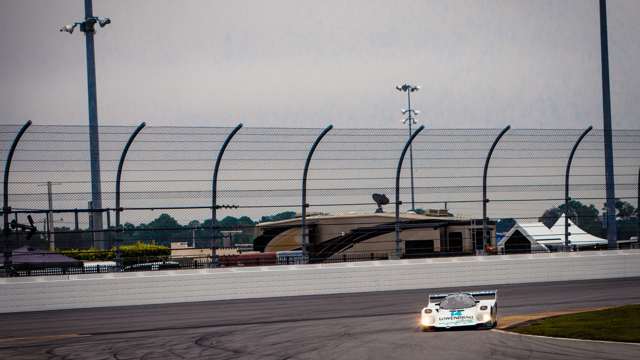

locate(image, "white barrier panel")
[[1, 250, 639, 313]]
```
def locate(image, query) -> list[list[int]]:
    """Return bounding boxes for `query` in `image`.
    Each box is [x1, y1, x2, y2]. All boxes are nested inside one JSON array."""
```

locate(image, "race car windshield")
[[439, 294, 476, 309]]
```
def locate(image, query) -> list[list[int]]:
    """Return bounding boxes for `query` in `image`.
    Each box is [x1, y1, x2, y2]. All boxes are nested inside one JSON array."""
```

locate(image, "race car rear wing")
[[427, 294, 449, 303], [428, 290, 497, 304], [469, 290, 498, 301]]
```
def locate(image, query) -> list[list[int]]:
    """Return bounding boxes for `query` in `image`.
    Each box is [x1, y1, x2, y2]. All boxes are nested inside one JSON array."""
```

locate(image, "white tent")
[[498, 214, 607, 253], [541, 214, 607, 247], [497, 222, 553, 253]]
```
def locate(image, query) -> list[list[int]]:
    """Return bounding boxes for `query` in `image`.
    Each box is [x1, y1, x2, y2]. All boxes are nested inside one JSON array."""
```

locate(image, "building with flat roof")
[[254, 212, 496, 262]]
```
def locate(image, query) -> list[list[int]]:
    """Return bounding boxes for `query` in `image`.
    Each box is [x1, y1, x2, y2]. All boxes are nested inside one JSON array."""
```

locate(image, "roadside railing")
[[5, 246, 633, 277]]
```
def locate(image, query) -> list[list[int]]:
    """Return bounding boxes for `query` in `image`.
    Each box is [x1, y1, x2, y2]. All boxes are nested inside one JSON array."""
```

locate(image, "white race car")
[[420, 290, 498, 331]]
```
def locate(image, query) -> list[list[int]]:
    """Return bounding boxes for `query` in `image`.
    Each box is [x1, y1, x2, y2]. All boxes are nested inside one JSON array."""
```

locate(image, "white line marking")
[[492, 328, 640, 346]]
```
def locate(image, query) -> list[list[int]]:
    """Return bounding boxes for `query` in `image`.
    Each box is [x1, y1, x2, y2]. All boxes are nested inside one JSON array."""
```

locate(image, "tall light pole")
[[60, 0, 111, 249], [598, 0, 618, 249], [396, 83, 420, 211]]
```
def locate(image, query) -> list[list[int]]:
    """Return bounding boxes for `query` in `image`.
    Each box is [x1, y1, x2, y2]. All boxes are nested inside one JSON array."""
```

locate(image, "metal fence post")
[[482, 125, 510, 251], [302, 125, 333, 261], [211, 123, 243, 251], [565, 126, 593, 249], [2, 120, 32, 274], [115, 122, 146, 268], [395, 125, 425, 259], [636, 167, 639, 246]]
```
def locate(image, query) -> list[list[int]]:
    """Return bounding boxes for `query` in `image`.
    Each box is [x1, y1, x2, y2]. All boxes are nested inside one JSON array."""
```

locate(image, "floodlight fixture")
[[396, 83, 420, 93], [98, 17, 111, 28], [60, 16, 110, 35], [59, 23, 79, 34]]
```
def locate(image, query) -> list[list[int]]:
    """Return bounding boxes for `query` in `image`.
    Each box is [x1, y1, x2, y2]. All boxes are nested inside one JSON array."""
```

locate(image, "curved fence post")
[[115, 122, 146, 267], [565, 126, 593, 249], [211, 123, 243, 250], [395, 125, 425, 259], [302, 125, 333, 261], [2, 120, 32, 274], [482, 125, 510, 252]]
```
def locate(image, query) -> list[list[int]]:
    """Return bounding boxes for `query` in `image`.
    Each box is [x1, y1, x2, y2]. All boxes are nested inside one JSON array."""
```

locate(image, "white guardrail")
[[1, 250, 640, 313]]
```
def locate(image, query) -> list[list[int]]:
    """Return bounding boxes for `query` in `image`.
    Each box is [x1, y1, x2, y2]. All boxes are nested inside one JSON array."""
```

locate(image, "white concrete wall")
[[1, 250, 639, 313]]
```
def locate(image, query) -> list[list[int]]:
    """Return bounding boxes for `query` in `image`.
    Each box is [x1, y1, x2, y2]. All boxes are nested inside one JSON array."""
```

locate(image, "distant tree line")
[[33, 211, 299, 250]]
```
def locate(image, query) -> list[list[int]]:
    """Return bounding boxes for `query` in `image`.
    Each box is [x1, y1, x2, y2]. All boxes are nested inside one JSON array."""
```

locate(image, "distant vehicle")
[[276, 250, 305, 264], [123, 261, 181, 272], [83, 261, 117, 273], [419, 290, 497, 331]]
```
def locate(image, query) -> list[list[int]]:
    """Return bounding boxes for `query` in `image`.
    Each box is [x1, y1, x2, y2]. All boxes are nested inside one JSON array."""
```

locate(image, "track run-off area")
[[1, 277, 640, 359]]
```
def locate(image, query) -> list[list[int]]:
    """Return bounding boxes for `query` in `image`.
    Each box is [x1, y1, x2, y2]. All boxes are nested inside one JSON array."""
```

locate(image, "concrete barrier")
[[1, 250, 639, 313]]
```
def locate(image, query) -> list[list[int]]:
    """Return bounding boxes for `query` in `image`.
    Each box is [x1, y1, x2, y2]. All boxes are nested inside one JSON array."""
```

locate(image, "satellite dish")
[[372, 193, 389, 213]]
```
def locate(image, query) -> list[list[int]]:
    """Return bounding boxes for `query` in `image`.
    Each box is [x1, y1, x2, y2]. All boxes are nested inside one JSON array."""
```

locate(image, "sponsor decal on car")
[[438, 310, 475, 324]]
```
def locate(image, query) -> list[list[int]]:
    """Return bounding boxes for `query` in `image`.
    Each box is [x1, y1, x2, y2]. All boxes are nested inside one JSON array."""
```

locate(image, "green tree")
[[144, 213, 182, 245], [539, 200, 603, 237], [238, 216, 254, 226], [539, 207, 562, 228], [616, 218, 638, 240], [260, 211, 296, 223], [614, 199, 636, 219]]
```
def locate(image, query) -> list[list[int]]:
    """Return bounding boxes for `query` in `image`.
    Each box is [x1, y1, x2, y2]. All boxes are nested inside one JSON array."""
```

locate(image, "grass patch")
[[512, 304, 640, 343]]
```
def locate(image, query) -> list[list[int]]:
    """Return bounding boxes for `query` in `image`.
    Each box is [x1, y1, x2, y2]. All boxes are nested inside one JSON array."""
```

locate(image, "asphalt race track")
[[1, 277, 640, 359]]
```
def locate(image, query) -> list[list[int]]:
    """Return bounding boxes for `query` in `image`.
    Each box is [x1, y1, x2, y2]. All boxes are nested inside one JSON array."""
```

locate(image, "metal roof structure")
[[498, 214, 607, 251], [497, 222, 554, 252]]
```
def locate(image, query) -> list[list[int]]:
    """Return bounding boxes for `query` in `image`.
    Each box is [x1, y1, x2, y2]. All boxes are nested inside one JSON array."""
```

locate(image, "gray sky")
[[1, 0, 639, 129]]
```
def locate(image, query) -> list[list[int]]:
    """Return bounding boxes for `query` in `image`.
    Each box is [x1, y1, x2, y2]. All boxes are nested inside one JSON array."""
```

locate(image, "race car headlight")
[[480, 305, 488, 311], [424, 309, 432, 314], [421, 316, 435, 326]]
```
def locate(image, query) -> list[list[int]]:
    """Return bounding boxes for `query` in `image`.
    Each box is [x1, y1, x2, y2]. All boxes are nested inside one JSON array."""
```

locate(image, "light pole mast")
[[598, 0, 618, 249], [396, 84, 420, 211], [60, 0, 111, 249]]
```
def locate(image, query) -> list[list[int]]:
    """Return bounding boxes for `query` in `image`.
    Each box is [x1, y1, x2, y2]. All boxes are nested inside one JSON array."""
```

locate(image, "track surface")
[[1, 277, 640, 359]]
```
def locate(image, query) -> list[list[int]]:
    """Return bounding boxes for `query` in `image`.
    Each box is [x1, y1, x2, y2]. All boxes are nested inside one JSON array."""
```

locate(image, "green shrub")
[[59, 242, 170, 261]]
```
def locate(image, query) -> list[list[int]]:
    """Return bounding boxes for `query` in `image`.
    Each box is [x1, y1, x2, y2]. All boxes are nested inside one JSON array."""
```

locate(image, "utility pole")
[[598, 0, 618, 249], [38, 182, 61, 251], [396, 83, 421, 211], [46, 182, 57, 251], [60, 0, 111, 249]]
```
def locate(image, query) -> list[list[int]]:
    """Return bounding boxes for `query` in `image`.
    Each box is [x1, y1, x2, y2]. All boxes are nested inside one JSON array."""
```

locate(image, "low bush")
[[59, 242, 170, 261]]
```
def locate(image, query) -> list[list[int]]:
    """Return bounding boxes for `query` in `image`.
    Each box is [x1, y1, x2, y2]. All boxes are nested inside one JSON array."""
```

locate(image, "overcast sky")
[[1, 0, 639, 129]]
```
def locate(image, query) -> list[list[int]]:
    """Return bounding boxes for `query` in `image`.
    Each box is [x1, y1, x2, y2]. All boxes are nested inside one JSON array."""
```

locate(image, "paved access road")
[[1, 277, 640, 359]]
